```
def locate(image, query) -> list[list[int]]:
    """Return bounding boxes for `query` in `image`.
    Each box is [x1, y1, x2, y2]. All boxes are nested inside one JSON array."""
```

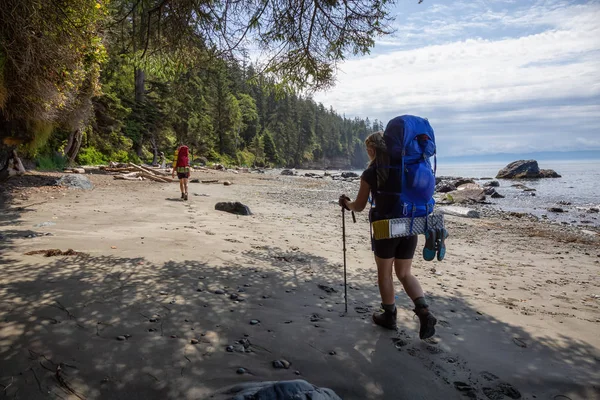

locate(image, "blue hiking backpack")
[[379, 115, 437, 221]]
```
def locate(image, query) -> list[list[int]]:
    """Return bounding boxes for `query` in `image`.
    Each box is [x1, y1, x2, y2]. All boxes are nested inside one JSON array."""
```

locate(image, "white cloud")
[[313, 1, 600, 156]]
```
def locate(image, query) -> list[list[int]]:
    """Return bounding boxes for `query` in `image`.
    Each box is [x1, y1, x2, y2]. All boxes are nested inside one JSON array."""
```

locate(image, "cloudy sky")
[[312, 0, 600, 157]]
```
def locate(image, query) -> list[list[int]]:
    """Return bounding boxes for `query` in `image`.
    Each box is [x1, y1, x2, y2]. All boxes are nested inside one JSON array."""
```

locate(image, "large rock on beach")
[[281, 169, 295, 176], [215, 202, 252, 216], [496, 160, 561, 179], [496, 160, 539, 179], [449, 188, 486, 204], [435, 181, 456, 193], [55, 174, 94, 190]]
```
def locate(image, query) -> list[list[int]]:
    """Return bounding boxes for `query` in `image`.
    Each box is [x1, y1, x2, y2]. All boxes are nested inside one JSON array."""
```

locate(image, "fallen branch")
[[55, 364, 86, 400], [139, 172, 169, 182], [128, 162, 158, 176], [113, 175, 142, 181]]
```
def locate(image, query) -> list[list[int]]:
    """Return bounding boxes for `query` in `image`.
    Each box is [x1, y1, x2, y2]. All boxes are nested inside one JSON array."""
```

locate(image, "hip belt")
[[371, 212, 444, 239]]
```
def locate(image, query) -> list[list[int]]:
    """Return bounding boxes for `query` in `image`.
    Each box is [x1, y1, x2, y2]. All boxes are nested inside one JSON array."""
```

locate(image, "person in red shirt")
[[171, 145, 191, 200]]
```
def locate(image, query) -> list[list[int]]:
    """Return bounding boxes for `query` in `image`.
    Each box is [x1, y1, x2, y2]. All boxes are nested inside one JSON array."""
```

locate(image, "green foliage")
[[236, 149, 255, 167], [262, 130, 278, 165], [77, 146, 107, 166], [21, 121, 55, 158], [36, 153, 66, 171], [1, 0, 403, 170], [0, 0, 106, 148]]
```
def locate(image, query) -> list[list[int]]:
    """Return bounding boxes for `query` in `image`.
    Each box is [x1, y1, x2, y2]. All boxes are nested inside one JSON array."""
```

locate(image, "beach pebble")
[[272, 359, 291, 369], [230, 293, 239, 300], [159, 291, 168, 295], [191, 339, 199, 344], [214, 289, 225, 295], [236, 368, 246, 374], [329, 351, 336, 356], [226, 346, 234, 352], [116, 335, 126, 341], [310, 314, 322, 322], [250, 319, 260, 325]]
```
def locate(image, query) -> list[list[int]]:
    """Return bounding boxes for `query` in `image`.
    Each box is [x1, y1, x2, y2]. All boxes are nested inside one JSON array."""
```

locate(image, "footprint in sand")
[[426, 345, 444, 355], [437, 319, 451, 328]]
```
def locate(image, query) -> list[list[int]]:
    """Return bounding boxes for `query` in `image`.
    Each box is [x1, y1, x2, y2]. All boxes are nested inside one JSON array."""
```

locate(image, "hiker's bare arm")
[[347, 179, 370, 212]]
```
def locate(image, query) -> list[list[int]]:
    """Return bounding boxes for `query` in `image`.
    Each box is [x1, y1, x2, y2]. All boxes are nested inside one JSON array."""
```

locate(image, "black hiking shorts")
[[372, 235, 418, 259]]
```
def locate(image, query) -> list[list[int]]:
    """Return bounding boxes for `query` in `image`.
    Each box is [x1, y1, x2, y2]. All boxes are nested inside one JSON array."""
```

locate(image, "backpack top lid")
[[383, 115, 436, 164]]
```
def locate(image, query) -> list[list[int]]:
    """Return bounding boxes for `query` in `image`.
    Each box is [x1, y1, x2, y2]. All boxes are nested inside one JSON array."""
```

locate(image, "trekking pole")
[[341, 208, 356, 314], [342, 208, 348, 314]]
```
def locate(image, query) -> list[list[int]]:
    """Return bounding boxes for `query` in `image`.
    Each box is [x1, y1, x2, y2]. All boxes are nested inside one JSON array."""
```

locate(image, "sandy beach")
[[1, 169, 599, 400]]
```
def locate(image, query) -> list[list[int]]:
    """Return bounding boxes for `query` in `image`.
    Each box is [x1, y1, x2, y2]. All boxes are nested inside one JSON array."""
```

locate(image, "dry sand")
[[0, 169, 599, 400]]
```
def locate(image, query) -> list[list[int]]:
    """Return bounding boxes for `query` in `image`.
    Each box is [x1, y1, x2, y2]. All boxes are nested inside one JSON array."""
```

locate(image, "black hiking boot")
[[372, 305, 397, 330], [414, 306, 437, 340], [181, 192, 185, 199], [184, 193, 188, 201]]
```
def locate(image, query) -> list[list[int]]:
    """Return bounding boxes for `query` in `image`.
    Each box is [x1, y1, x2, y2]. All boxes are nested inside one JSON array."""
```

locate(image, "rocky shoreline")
[[271, 163, 599, 236]]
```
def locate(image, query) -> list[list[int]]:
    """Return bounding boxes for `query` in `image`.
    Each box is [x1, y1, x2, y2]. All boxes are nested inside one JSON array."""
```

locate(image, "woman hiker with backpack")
[[338, 130, 437, 339], [172, 145, 191, 200]]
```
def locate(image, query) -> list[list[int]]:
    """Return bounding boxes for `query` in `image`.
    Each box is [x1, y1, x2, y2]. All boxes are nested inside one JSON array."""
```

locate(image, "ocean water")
[[436, 160, 600, 226]]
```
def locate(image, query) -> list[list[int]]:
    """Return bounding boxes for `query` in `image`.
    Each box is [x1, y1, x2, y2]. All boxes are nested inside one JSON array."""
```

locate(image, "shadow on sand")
[[0, 236, 598, 399]]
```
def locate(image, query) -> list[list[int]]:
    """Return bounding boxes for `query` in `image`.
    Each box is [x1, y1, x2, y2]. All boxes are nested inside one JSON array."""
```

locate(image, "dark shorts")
[[372, 235, 418, 259], [177, 172, 190, 179]]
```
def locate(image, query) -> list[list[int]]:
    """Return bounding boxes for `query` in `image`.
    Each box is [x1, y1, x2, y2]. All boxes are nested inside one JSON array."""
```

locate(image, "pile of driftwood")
[[100, 162, 176, 183]]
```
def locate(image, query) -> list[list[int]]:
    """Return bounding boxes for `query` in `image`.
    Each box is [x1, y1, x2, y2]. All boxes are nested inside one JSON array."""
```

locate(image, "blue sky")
[[312, 0, 600, 157]]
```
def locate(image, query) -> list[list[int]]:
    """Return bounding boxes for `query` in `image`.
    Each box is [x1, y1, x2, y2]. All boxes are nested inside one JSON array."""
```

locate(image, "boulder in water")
[[539, 169, 561, 178], [496, 160, 559, 179], [281, 169, 295, 176], [215, 202, 252, 216], [547, 207, 566, 213], [208, 379, 342, 400], [483, 180, 499, 187], [341, 171, 359, 178], [435, 181, 456, 193], [55, 174, 94, 190], [452, 178, 476, 187]]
